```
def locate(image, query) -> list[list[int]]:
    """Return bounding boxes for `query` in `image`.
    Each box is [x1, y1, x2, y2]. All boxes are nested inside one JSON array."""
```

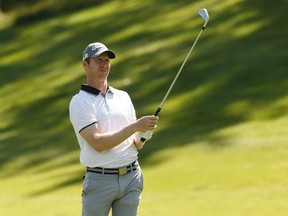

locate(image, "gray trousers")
[[82, 166, 143, 216]]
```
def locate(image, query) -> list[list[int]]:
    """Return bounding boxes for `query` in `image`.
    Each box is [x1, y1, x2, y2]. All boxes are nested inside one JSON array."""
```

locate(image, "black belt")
[[87, 161, 138, 176]]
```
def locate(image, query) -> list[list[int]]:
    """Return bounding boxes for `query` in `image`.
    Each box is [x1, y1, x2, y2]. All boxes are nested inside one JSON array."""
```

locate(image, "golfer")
[[69, 42, 158, 216]]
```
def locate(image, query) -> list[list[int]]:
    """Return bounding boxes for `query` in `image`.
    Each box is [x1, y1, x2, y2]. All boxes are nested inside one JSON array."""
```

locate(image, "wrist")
[[130, 121, 139, 134]]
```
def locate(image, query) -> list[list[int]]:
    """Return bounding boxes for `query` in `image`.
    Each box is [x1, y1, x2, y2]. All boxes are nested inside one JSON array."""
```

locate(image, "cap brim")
[[89, 50, 116, 60], [105, 50, 116, 59]]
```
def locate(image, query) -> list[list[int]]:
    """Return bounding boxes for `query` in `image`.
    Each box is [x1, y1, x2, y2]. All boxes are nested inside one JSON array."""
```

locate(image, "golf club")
[[140, 8, 209, 142]]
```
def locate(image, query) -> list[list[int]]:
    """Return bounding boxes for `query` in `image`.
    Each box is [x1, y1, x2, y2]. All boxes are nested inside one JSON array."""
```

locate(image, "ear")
[[82, 61, 88, 69]]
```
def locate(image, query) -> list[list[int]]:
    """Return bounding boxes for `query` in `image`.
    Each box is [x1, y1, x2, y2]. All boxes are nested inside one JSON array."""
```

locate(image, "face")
[[83, 53, 111, 81]]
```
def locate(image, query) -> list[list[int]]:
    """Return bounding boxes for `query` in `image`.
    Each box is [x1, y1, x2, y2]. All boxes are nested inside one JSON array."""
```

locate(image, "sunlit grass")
[[1, 0, 288, 215], [140, 116, 288, 215], [1, 123, 287, 215]]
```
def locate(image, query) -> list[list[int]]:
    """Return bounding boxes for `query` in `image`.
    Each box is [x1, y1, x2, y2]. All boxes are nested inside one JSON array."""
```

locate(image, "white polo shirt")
[[69, 84, 138, 168]]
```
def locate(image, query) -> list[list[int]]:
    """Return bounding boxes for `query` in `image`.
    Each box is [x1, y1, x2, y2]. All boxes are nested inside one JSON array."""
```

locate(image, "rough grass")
[[0, 0, 288, 215]]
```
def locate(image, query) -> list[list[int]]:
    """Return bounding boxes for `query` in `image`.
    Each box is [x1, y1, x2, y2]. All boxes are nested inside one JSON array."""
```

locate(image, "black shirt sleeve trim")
[[79, 121, 97, 133]]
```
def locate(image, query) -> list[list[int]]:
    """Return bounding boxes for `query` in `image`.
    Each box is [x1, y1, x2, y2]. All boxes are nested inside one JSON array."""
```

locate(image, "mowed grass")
[[1, 127, 288, 216], [1, 0, 288, 215]]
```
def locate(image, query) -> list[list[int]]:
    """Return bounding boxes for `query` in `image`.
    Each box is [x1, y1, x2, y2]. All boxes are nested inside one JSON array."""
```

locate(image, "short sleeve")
[[69, 96, 97, 133]]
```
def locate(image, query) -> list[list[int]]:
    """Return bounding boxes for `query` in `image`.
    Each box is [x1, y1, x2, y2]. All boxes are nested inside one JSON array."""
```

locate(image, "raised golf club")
[[140, 8, 209, 142]]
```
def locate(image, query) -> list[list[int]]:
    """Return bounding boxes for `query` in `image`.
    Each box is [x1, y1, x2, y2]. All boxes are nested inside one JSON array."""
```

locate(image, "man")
[[69, 42, 158, 216]]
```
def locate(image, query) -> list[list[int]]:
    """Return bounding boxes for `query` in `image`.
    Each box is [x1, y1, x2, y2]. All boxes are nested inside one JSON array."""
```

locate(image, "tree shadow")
[[0, 0, 287, 195]]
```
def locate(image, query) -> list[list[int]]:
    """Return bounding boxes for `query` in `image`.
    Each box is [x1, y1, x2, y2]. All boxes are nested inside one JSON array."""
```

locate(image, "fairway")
[[1, 0, 288, 215]]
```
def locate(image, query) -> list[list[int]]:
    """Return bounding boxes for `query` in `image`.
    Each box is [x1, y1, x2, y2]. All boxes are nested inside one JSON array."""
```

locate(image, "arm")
[[80, 115, 158, 152]]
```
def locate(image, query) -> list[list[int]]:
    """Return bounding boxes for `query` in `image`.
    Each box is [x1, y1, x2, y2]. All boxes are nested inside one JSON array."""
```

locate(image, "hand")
[[140, 131, 153, 142], [134, 131, 153, 149], [136, 115, 158, 132]]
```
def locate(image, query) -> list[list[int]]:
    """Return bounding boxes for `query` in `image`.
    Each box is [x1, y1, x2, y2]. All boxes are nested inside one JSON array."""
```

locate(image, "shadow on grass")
[[0, 0, 287, 195]]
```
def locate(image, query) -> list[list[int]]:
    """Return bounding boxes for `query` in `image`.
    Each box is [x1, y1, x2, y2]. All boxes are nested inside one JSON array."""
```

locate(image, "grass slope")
[[1, 0, 288, 215]]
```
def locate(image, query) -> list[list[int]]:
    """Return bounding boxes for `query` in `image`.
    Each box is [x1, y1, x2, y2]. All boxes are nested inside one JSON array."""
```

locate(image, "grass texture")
[[0, 0, 288, 215]]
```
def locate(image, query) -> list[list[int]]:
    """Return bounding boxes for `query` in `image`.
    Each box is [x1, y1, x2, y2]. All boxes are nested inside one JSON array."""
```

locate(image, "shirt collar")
[[81, 84, 113, 95]]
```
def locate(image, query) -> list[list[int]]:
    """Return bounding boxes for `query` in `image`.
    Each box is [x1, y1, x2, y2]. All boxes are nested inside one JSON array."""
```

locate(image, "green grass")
[[1, 0, 288, 215]]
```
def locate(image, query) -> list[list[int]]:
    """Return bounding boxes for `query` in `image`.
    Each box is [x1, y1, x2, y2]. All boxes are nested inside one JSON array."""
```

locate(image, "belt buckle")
[[118, 167, 128, 176]]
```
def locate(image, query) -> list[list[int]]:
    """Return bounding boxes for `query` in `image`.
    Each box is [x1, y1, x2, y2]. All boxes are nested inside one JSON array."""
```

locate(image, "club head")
[[198, 8, 209, 21]]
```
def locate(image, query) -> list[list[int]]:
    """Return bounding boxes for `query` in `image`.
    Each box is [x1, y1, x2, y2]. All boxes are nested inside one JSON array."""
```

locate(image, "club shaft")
[[155, 21, 208, 116], [140, 19, 208, 143]]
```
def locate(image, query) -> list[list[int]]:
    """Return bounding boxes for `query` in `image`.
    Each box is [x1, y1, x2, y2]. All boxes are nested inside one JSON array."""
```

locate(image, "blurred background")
[[0, 0, 287, 215]]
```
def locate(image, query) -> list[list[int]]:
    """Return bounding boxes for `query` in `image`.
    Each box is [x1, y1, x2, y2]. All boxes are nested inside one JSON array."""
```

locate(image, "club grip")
[[140, 108, 161, 142], [154, 107, 161, 116]]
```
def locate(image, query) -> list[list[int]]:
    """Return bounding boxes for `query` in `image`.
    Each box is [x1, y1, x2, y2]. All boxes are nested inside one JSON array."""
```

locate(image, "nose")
[[101, 60, 109, 67]]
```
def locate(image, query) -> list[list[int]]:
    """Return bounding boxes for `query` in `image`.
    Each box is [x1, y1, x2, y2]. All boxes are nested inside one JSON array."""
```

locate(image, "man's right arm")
[[80, 115, 158, 152]]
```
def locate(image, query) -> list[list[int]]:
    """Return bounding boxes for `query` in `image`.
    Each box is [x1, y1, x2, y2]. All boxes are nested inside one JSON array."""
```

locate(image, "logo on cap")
[[91, 45, 101, 52]]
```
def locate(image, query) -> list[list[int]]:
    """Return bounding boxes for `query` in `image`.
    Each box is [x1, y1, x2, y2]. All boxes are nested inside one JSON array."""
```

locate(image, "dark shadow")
[[0, 0, 287, 194]]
